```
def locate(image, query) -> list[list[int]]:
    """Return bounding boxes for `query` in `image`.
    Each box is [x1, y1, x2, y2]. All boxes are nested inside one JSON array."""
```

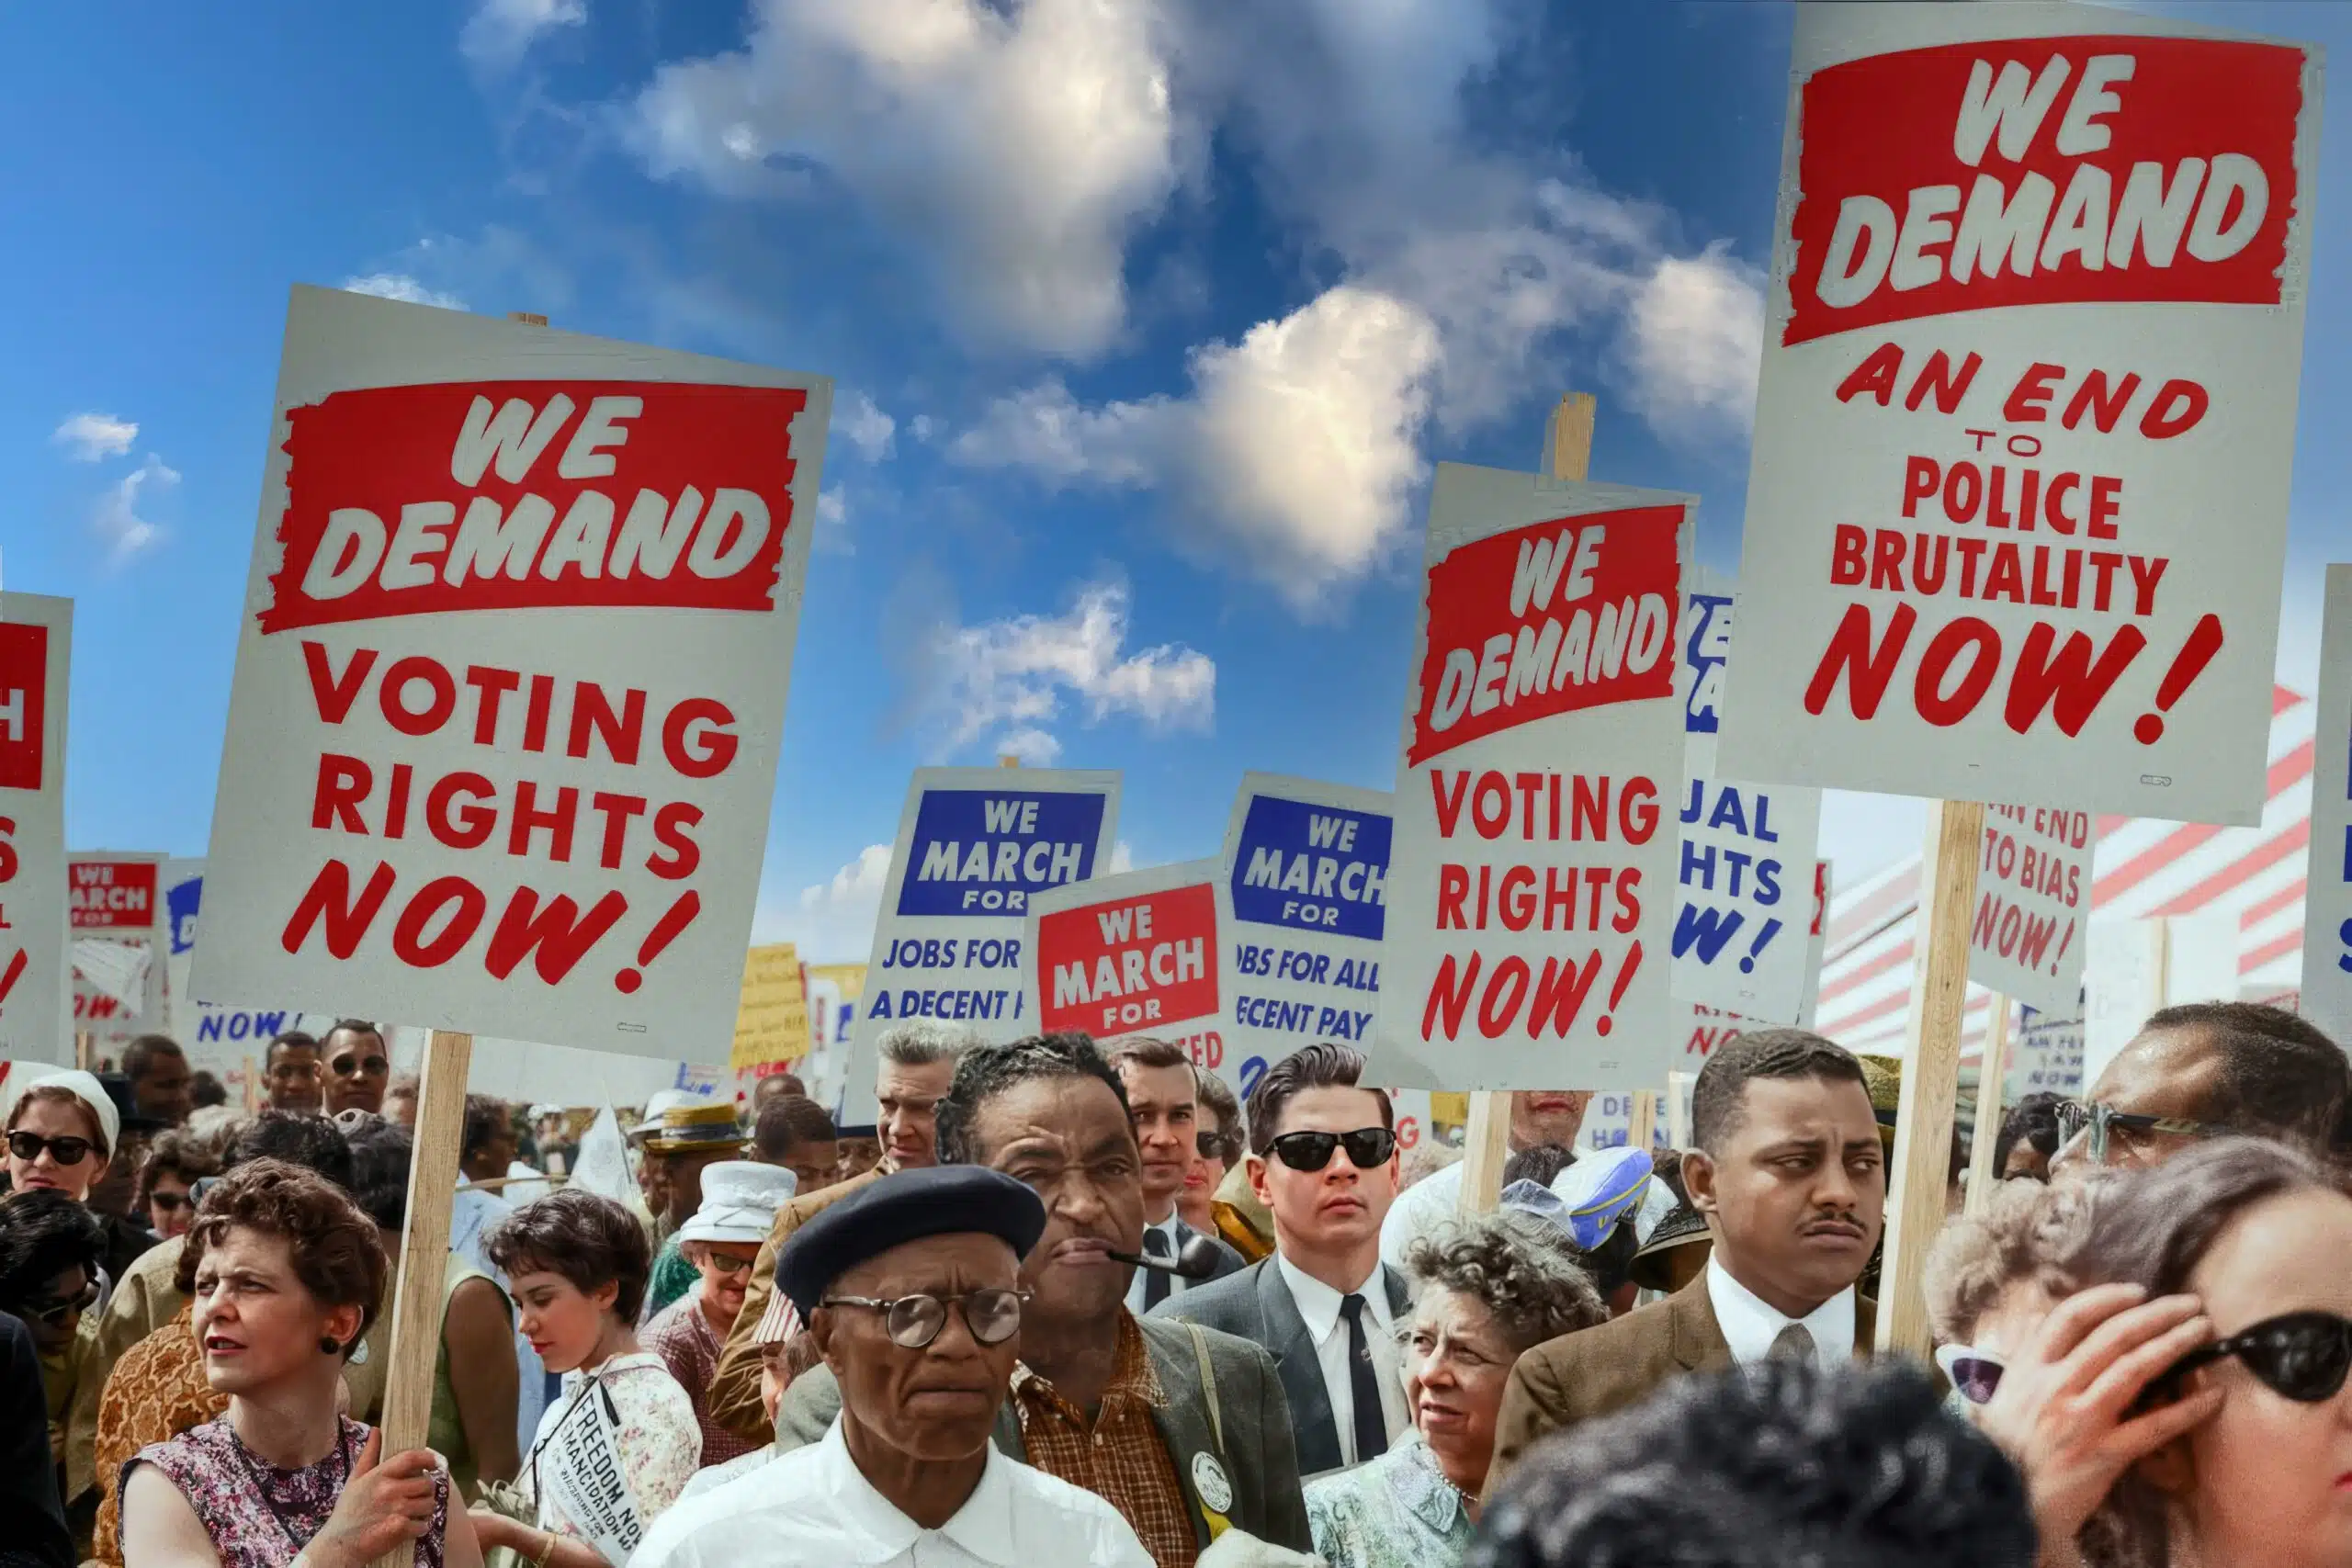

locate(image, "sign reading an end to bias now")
[[1027, 859, 1222, 1066], [1216, 774, 1392, 1102]]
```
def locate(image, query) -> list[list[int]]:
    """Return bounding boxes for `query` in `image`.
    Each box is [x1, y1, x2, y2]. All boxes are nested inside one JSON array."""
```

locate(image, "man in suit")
[[1151, 1043, 1411, 1478], [1106, 1037, 1244, 1313], [707, 1020, 973, 1442], [1487, 1028, 1884, 1493], [773, 1032, 1312, 1561]]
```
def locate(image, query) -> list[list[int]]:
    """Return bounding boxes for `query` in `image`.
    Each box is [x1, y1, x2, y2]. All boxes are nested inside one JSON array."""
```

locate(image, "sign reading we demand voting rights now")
[[1216, 774, 1394, 1101]]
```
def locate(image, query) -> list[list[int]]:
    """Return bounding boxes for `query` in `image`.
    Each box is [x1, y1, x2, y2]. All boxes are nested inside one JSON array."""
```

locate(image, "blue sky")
[[6, 0, 2347, 964]]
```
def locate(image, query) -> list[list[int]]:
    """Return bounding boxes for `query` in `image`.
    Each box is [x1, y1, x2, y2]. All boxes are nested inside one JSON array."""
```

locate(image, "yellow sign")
[[808, 962, 867, 1002], [731, 943, 810, 1071]]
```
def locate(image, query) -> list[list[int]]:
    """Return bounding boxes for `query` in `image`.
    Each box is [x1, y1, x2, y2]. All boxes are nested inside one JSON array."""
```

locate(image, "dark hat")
[[1626, 1200, 1712, 1293], [777, 1165, 1047, 1318]]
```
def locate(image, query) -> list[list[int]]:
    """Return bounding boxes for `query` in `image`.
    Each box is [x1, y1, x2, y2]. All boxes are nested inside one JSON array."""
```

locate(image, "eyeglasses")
[[329, 1055, 390, 1077], [819, 1287, 1030, 1348], [2146, 1312, 2352, 1407], [6, 1132, 97, 1168], [1267, 1127, 1397, 1173], [1196, 1130, 1237, 1161], [700, 1253, 755, 1277], [1933, 1343, 2006, 1405], [151, 1191, 191, 1214], [20, 1279, 101, 1327], [2052, 1100, 2234, 1164]]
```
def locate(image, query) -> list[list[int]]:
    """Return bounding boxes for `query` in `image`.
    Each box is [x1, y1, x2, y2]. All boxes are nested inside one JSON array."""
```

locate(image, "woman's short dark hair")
[[1245, 1043, 1392, 1156], [342, 1118, 414, 1231], [190, 1070, 229, 1110], [0, 1190, 107, 1308], [1194, 1068, 1242, 1151], [485, 1190, 651, 1322], [463, 1096, 512, 1163], [227, 1111, 355, 1190], [134, 1130, 224, 1217], [1992, 1091, 2065, 1179], [175, 1159, 387, 1357], [1407, 1211, 1607, 1356]]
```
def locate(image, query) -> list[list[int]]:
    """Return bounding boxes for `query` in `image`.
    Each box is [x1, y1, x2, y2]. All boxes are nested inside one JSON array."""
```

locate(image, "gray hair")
[[875, 1021, 978, 1069], [1406, 1209, 1608, 1356]]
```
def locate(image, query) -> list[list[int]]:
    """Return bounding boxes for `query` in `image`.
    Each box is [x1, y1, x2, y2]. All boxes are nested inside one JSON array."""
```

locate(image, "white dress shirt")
[[628, 1416, 1153, 1568], [1122, 1214, 1195, 1314], [1276, 1254, 1410, 1466], [1704, 1254, 1858, 1368]]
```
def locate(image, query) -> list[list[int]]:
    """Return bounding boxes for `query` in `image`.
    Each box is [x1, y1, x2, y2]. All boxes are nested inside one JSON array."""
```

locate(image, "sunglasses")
[[329, 1055, 390, 1077], [6, 1132, 97, 1168], [2145, 1311, 2352, 1407], [2053, 1100, 2234, 1164], [820, 1287, 1030, 1349], [1196, 1129, 1238, 1160], [1267, 1127, 1397, 1173], [699, 1253, 755, 1277], [1934, 1343, 2006, 1405], [21, 1279, 101, 1327], [151, 1191, 192, 1214]]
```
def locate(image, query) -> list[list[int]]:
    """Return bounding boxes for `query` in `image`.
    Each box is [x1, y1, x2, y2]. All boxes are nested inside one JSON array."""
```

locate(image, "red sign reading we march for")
[[194, 287, 831, 1060], [1718, 4, 2321, 827], [1381, 464, 1690, 1092], [1024, 860, 1225, 1070]]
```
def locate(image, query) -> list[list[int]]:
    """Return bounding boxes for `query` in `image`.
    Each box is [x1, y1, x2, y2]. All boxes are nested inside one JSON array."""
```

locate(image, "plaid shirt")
[[1010, 1313, 1197, 1568]]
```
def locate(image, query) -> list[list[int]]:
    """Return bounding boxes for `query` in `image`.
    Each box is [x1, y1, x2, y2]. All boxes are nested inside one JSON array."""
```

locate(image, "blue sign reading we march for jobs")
[[1672, 568, 1823, 1024], [895, 788, 1110, 918], [1218, 774, 1395, 1101]]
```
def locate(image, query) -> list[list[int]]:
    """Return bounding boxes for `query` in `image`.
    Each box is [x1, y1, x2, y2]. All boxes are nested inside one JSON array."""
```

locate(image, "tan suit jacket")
[[1484, 1276, 1876, 1498], [707, 1162, 891, 1440]]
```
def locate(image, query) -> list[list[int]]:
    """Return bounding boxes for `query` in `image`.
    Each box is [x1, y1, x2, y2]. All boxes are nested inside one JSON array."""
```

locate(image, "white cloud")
[[1623, 242, 1765, 441], [629, 0, 1182, 357], [800, 842, 892, 913], [956, 286, 1439, 612], [462, 0, 586, 68], [1107, 840, 1134, 874], [814, 485, 853, 553], [92, 454, 176, 565], [838, 393, 897, 461], [912, 579, 1214, 761], [342, 274, 469, 311], [752, 842, 893, 961], [52, 413, 138, 462], [997, 728, 1063, 765]]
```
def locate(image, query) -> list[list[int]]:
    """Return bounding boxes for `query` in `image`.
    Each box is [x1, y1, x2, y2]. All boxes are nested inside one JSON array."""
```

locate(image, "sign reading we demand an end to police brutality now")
[[1383, 463, 1690, 1092], [195, 287, 831, 1058], [1719, 4, 2321, 827]]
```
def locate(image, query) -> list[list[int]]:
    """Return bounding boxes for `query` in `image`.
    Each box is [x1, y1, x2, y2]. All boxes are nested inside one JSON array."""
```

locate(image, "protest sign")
[[731, 942, 809, 1072], [193, 285, 830, 1061], [2299, 565, 2352, 1046], [0, 595, 71, 1066], [161, 858, 202, 1033], [2009, 1001, 2087, 1099], [841, 767, 1118, 1120], [1970, 806, 2091, 1016], [1384, 461, 1689, 1091], [72, 852, 168, 1050], [1216, 773, 1392, 1100], [1674, 570, 1823, 1021], [1025, 859, 1222, 1066], [1718, 4, 2322, 827]]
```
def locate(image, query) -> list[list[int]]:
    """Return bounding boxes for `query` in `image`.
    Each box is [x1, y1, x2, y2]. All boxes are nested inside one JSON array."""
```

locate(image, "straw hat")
[[643, 1100, 742, 1156], [628, 1089, 695, 1143], [676, 1161, 797, 1247]]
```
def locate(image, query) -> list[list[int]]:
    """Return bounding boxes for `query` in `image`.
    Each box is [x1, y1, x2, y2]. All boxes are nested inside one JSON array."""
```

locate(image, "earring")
[[320, 1337, 342, 1355]]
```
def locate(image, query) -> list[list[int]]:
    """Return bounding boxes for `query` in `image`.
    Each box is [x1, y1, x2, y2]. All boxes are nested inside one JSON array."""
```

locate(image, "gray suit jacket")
[[1146, 1256, 1413, 1478], [775, 1313, 1312, 1553]]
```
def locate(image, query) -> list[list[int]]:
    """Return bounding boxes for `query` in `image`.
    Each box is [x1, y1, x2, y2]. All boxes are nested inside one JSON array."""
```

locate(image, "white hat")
[[628, 1089, 694, 1142], [10, 1069, 119, 1157], [676, 1161, 797, 1247]]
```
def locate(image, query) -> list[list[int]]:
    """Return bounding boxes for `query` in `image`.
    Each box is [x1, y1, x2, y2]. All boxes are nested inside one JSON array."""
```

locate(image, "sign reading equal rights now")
[[195, 286, 831, 1060]]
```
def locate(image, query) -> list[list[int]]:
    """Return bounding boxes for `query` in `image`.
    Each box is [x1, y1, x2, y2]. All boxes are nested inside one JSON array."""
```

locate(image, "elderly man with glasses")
[[630, 1164, 1153, 1567]]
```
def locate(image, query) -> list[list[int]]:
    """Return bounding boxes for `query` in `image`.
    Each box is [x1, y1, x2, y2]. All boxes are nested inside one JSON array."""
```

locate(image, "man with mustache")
[[773, 1033, 1314, 1563], [1486, 1029, 1885, 1493], [631, 1164, 1153, 1567]]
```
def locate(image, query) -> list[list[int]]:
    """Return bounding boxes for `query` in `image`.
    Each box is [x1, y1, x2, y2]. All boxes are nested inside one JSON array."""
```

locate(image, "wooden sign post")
[[1963, 994, 2013, 1216], [1875, 799, 1983, 1356]]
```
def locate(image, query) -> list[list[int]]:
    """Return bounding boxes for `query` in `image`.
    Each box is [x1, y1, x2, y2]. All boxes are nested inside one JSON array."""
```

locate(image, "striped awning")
[[1817, 685, 2314, 1061]]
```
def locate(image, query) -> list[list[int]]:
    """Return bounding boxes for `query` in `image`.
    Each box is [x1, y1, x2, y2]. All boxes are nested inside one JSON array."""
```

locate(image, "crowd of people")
[[2, 998, 2347, 1568]]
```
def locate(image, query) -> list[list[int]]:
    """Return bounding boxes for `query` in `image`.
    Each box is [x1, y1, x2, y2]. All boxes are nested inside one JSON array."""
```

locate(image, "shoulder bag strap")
[[1186, 1322, 1225, 1459]]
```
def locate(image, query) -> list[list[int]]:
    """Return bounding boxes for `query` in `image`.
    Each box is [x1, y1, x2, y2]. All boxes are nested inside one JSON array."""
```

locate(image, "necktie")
[[1143, 1225, 1173, 1310], [1769, 1322, 1816, 1363], [1339, 1293, 1389, 1462]]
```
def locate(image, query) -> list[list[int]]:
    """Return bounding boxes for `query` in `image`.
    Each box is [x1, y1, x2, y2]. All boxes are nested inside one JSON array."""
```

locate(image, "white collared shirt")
[[1121, 1214, 1194, 1314], [1276, 1253, 1411, 1465], [1704, 1254, 1858, 1368], [627, 1416, 1152, 1568]]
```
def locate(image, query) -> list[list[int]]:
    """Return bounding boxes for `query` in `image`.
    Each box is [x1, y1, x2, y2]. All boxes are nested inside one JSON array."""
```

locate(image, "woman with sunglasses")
[[1924, 1175, 2105, 1416], [472, 1190, 698, 1567], [1179, 1068, 1243, 1237], [8, 1069, 119, 1204], [0, 1189, 107, 1491], [1985, 1139, 2352, 1568], [135, 1134, 221, 1245], [641, 1162, 797, 1471]]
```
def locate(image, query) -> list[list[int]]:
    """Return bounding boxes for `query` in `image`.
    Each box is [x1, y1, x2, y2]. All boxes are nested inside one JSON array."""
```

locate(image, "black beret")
[[778, 1165, 1047, 1317]]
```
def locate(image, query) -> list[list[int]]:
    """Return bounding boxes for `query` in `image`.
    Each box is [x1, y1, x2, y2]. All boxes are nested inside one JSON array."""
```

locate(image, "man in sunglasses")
[[1152, 1042, 1411, 1477], [1106, 1038, 1244, 1314], [2052, 1001, 2350, 1176], [319, 1020, 391, 1116], [631, 1164, 1154, 1568]]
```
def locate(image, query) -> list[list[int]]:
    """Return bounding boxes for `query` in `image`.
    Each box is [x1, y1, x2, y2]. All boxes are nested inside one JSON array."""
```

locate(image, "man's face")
[[1248, 1085, 1400, 1259], [666, 1146, 732, 1220], [135, 1049, 193, 1125], [2050, 1027, 2227, 1176], [969, 1073, 1145, 1326], [321, 1028, 390, 1115], [638, 1148, 673, 1213], [838, 1136, 883, 1179], [814, 1233, 1022, 1462], [1684, 1075, 1883, 1314], [266, 1045, 322, 1112], [1509, 1090, 1593, 1152], [876, 1058, 956, 1169], [1116, 1061, 1197, 1219], [777, 1140, 838, 1196]]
